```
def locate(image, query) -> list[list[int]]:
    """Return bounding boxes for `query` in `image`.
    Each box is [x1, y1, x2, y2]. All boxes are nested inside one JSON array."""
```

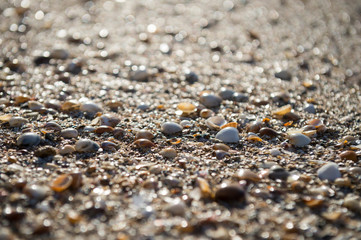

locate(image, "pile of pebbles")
[[0, 0, 361, 239]]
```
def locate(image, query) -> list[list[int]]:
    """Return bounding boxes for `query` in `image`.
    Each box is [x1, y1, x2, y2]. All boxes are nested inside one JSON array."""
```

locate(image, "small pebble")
[[137, 103, 150, 111], [101, 141, 118, 151], [130, 69, 149, 82], [80, 102, 102, 114], [270, 148, 281, 156], [83, 126, 96, 132], [135, 130, 154, 140], [94, 125, 114, 134], [34, 146, 57, 158], [177, 102, 196, 113], [44, 122, 62, 131], [161, 122, 183, 135], [100, 114, 120, 127], [304, 104, 316, 114], [343, 196, 361, 212], [317, 162, 341, 181], [51, 174, 73, 192], [17, 133, 41, 147], [184, 71, 198, 84], [213, 143, 230, 152], [59, 145, 76, 155], [160, 148, 177, 158], [269, 165, 290, 180], [340, 150, 358, 162], [232, 92, 249, 102], [214, 150, 230, 160], [275, 70, 292, 81], [50, 48, 69, 59], [289, 133, 311, 147], [205, 116, 227, 130], [180, 120, 192, 128], [28, 101, 44, 111], [259, 127, 279, 138], [75, 139, 99, 153], [165, 199, 186, 216], [9, 116, 28, 127], [236, 169, 261, 182], [61, 128, 78, 139], [23, 184, 50, 201], [246, 121, 263, 133], [215, 127, 239, 143], [200, 93, 222, 108], [199, 109, 214, 118], [219, 88, 235, 100], [134, 139, 155, 148], [215, 184, 245, 203]]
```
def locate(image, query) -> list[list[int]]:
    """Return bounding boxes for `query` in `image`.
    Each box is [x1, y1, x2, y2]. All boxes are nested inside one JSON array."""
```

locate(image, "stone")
[[200, 93, 222, 108], [289, 133, 311, 147], [9, 117, 28, 127], [17, 133, 41, 147], [61, 128, 78, 139], [75, 139, 100, 153], [304, 104, 316, 114], [275, 70, 292, 81], [317, 163, 341, 181], [215, 127, 239, 143], [161, 122, 183, 134]]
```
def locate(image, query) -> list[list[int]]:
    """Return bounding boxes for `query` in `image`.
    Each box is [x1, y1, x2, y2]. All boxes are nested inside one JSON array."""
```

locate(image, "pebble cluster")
[[0, 0, 360, 239]]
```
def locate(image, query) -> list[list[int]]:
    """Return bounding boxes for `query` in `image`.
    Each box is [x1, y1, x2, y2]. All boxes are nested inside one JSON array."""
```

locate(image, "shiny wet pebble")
[[161, 122, 183, 134], [289, 133, 311, 147], [215, 127, 239, 143], [200, 93, 222, 108], [17, 133, 41, 147]]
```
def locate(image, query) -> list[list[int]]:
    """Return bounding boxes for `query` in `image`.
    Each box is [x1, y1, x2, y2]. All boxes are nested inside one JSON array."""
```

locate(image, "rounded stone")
[[80, 102, 103, 114], [160, 148, 177, 159], [304, 104, 316, 114], [269, 165, 290, 180], [232, 92, 249, 102], [161, 122, 183, 135], [219, 88, 235, 100], [317, 162, 341, 181], [61, 128, 78, 139], [9, 117, 28, 127], [199, 93, 222, 108], [100, 114, 120, 127], [59, 145, 76, 155], [215, 127, 239, 143], [215, 184, 245, 203], [75, 139, 100, 153], [17, 133, 41, 148], [289, 133, 311, 147]]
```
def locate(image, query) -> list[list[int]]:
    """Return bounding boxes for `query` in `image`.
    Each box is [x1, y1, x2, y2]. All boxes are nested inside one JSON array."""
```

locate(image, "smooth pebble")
[[161, 122, 183, 134], [17, 133, 41, 147], [80, 102, 102, 114], [9, 117, 28, 127], [75, 139, 99, 153], [289, 133, 311, 147], [304, 104, 316, 114], [215, 127, 239, 143], [317, 162, 341, 181], [61, 128, 78, 139], [200, 93, 222, 108], [100, 114, 120, 127]]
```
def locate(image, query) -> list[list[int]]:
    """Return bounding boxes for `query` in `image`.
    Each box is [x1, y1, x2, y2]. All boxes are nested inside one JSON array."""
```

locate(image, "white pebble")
[[61, 128, 78, 138], [289, 133, 311, 147]]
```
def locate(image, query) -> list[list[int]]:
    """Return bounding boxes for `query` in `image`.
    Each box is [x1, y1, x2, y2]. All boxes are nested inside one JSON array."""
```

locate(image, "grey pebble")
[[75, 139, 100, 153], [233, 92, 249, 102], [317, 162, 341, 181], [17, 132, 41, 147], [161, 122, 183, 134], [219, 88, 235, 100], [304, 104, 316, 114], [200, 93, 222, 108], [61, 128, 78, 138], [9, 117, 28, 127], [275, 70, 292, 81], [215, 127, 239, 143], [289, 133, 311, 147]]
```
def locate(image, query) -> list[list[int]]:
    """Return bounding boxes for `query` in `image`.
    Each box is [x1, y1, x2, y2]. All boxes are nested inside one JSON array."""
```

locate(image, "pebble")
[[246, 121, 263, 133], [259, 127, 279, 138], [17, 132, 41, 147], [75, 139, 100, 153], [130, 69, 149, 82], [317, 163, 341, 181], [269, 165, 290, 180], [184, 71, 198, 84], [44, 122, 62, 131], [135, 130, 154, 140], [232, 92, 249, 102], [339, 150, 357, 162], [199, 93, 222, 108], [28, 101, 44, 111], [34, 146, 57, 158], [160, 148, 177, 158], [349, 167, 361, 175], [270, 148, 281, 156], [9, 116, 28, 127], [177, 102, 196, 113], [101, 141, 118, 151], [134, 139, 155, 148], [236, 169, 261, 182], [59, 145, 76, 155], [199, 109, 214, 118], [161, 122, 183, 134], [219, 88, 235, 100], [343, 195, 361, 212], [94, 126, 114, 134], [213, 143, 230, 152], [51, 174, 73, 192], [165, 199, 186, 216], [289, 133, 311, 147], [83, 126, 96, 132], [180, 120, 192, 128], [275, 70, 292, 81], [137, 103, 150, 111], [214, 150, 230, 160], [100, 114, 120, 127], [50, 48, 69, 59], [304, 104, 316, 114], [23, 184, 50, 201], [205, 116, 227, 130], [61, 128, 78, 139], [215, 184, 245, 203], [80, 102, 102, 114], [215, 127, 239, 143]]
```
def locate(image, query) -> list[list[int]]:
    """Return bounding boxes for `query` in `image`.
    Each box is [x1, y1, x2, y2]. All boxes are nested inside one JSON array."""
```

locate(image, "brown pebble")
[[214, 150, 230, 160], [246, 121, 263, 133], [340, 150, 358, 162], [259, 127, 279, 138], [134, 139, 155, 148], [135, 130, 154, 140], [213, 143, 230, 152], [200, 109, 214, 118], [160, 148, 177, 158], [34, 146, 57, 158], [94, 125, 114, 134], [59, 145, 76, 155], [236, 169, 260, 182], [215, 184, 245, 203], [283, 112, 301, 121], [44, 122, 62, 131]]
